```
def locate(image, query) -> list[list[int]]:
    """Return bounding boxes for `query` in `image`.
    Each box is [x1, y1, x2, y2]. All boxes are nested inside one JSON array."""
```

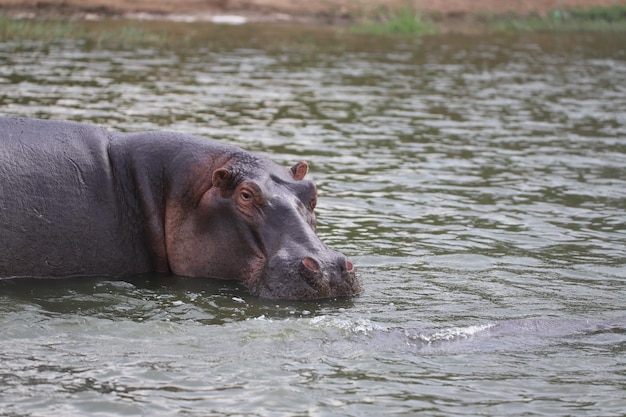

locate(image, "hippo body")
[[0, 117, 360, 300]]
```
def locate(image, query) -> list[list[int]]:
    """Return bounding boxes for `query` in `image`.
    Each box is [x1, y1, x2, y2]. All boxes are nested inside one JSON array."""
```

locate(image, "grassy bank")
[[350, 4, 626, 35], [486, 5, 626, 32], [1, 4, 625, 45], [0, 17, 181, 46], [350, 7, 435, 36], [0, 17, 386, 51]]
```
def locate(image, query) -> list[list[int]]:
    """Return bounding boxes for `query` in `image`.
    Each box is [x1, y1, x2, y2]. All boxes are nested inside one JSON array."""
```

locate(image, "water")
[[1, 25, 626, 416]]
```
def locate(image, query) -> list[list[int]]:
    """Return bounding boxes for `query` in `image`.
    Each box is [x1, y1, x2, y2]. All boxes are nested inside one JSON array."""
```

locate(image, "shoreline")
[[2, 1, 626, 26], [1, 1, 625, 38]]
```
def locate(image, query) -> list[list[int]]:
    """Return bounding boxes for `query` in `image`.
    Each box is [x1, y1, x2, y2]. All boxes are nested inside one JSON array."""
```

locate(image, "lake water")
[[1, 24, 625, 416]]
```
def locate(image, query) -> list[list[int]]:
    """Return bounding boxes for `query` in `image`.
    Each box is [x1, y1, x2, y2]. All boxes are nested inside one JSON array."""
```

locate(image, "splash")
[[309, 315, 386, 335], [406, 323, 495, 344]]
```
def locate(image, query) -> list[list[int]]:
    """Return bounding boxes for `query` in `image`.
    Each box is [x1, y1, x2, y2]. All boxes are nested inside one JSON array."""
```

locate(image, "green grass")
[[0, 16, 182, 46], [489, 5, 626, 32], [350, 7, 435, 36], [1, 4, 625, 45], [570, 5, 626, 22], [0, 16, 81, 40]]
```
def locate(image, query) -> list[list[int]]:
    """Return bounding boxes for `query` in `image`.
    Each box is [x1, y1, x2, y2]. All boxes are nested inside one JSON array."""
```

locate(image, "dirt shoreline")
[[2, 0, 625, 25]]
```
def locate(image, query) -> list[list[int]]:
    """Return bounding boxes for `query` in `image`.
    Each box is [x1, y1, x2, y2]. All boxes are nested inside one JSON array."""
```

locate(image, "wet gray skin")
[[0, 117, 361, 300]]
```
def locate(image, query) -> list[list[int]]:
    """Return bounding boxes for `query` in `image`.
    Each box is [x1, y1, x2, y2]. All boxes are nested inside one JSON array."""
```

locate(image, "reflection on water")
[[1, 26, 625, 416]]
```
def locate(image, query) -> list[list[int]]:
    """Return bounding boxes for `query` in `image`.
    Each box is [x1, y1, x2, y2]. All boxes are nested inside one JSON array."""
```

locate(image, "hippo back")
[[0, 117, 150, 277]]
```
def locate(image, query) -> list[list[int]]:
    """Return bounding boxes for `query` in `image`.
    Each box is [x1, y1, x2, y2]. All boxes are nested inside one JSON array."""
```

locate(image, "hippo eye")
[[240, 190, 252, 201], [309, 195, 317, 210], [237, 183, 264, 209]]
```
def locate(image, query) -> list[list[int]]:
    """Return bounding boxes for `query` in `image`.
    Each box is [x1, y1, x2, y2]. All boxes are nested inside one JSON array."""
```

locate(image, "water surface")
[[1, 25, 625, 416]]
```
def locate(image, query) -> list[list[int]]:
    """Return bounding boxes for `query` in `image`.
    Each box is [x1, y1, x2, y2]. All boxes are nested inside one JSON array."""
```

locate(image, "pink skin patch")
[[302, 257, 320, 272], [345, 259, 354, 272]]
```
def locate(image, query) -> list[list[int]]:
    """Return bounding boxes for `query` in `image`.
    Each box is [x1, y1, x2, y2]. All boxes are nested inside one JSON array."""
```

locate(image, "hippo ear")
[[290, 160, 309, 181], [212, 168, 231, 189]]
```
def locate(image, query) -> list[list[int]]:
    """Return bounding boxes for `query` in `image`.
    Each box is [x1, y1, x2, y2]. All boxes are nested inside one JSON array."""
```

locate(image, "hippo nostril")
[[302, 257, 320, 272], [345, 259, 354, 272]]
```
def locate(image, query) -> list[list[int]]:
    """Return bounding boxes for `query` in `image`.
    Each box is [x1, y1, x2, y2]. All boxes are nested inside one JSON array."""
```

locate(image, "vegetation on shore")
[[0, 4, 625, 45], [350, 7, 435, 36], [0, 17, 176, 45], [487, 4, 626, 32], [350, 4, 626, 35]]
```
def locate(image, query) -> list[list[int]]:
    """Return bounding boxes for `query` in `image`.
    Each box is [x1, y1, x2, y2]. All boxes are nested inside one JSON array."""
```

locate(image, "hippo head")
[[165, 153, 361, 300]]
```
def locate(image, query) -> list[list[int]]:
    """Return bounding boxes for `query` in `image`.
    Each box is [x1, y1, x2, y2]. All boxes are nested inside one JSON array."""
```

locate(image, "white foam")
[[409, 323, 495, 344], [310, 316, 386, 335]]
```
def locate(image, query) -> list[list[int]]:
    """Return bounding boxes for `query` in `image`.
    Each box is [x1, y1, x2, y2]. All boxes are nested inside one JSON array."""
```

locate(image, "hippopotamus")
[[0, 117, 361, 300]]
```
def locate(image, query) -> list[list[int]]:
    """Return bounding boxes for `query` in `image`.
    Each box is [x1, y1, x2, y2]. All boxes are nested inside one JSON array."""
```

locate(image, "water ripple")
[[1, 30, 626, 416]]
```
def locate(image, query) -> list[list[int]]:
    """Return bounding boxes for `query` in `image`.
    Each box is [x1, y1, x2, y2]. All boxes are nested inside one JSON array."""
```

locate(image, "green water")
[[1, 25, 625, 416]]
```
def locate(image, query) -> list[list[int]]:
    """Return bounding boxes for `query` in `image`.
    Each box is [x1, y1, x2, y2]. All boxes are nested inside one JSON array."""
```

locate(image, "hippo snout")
[[299, 254, 360, 299], [250, 251, 361, 300]]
